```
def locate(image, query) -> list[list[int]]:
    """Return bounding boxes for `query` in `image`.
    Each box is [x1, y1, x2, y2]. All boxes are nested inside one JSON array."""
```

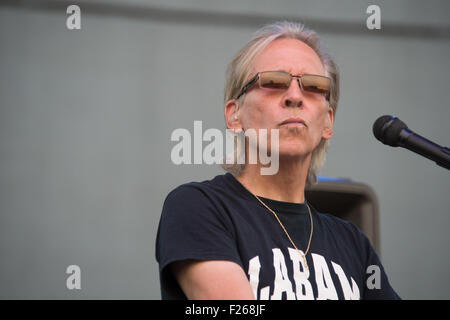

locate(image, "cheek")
[[241, 99, 277, 129], [314, 113, 327, 131], [307, 107, 329, 141], [312, 102, 330, 126]]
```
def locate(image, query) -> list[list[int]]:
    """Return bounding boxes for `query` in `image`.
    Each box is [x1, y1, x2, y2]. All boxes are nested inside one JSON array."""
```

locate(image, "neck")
[[235, 155, 310, 203]]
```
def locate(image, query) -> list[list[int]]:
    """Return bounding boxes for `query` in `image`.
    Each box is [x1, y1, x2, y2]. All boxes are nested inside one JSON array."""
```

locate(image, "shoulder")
[[160, 173, 238, 228], [162, 174, 230, 212], [315, 209, 372, 254], [165, 174, 229, 201], [316, 210, 360, 234]]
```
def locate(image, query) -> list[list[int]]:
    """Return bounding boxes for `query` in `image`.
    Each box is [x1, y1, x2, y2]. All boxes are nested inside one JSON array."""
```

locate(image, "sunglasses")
[[236, 71, 331, 101]]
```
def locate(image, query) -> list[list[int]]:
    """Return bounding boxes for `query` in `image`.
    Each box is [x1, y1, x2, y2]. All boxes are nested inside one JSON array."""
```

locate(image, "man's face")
[[238, 38, 334, 160]]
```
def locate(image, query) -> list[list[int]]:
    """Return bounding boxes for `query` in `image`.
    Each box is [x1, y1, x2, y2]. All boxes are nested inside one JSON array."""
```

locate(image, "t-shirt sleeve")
[[155, 184, 243, 275], [356, 228, 401, 300]]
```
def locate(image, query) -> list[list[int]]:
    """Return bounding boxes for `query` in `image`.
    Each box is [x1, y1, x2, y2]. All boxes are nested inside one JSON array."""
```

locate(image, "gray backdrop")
[[1, 0, 449, 299]]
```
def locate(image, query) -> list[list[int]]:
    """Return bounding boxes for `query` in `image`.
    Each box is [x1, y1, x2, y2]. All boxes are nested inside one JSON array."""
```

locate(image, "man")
[[156, 21, 400, 300]]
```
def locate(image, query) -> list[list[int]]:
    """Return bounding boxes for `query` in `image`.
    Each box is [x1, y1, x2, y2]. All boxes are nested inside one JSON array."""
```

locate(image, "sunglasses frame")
[[235, 71, 331, 101]]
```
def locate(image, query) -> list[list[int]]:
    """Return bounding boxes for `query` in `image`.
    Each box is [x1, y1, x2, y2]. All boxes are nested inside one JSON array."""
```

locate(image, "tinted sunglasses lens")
[[259, 72, 291, 89], [301, 75, 331, 96]]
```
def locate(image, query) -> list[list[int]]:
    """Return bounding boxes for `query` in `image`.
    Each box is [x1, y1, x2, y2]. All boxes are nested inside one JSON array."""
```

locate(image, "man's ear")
[[224, 99, 242, 131], [322, 106, 334, 140]]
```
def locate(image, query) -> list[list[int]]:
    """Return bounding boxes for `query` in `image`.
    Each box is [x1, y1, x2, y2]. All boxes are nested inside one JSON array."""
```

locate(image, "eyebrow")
[[269, 69, 313, 75]]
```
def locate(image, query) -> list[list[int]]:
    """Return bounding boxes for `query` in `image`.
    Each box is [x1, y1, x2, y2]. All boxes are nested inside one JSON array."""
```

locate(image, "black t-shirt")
[[155, 173, 400, 300]]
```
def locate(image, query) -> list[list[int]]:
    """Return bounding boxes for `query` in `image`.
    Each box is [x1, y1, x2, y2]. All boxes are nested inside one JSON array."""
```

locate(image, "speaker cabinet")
[[306, 178, 380, 255]]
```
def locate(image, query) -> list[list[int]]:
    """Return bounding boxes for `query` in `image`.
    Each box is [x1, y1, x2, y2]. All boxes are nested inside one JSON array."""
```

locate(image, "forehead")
[[251, 38, 325, 75]]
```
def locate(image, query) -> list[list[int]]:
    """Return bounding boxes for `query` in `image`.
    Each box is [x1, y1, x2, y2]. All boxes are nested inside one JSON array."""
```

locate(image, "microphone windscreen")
[[373, 115, 408, 147]]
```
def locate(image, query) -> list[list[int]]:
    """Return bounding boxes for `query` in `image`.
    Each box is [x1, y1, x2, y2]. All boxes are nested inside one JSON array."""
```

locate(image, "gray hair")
[[222, 21, 340, 185]]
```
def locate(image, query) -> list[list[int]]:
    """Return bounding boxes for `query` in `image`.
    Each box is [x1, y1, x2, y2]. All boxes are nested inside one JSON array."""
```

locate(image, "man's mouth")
[[279, 117, 307, 127]]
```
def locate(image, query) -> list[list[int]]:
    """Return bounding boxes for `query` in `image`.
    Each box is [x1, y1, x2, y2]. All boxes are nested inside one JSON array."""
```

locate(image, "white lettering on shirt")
[[247, 248, 360, 300]]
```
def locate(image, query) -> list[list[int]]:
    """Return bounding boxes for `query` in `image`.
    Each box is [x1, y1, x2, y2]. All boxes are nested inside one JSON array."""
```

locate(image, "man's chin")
[[277, 146, 311, 160]]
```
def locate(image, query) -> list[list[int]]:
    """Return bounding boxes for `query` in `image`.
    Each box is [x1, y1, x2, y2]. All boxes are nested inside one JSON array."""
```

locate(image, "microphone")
[[373, 115, 450, 170]]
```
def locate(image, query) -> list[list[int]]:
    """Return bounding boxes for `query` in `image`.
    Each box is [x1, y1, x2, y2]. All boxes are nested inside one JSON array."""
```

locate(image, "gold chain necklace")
[[253, 194, 314, 269]]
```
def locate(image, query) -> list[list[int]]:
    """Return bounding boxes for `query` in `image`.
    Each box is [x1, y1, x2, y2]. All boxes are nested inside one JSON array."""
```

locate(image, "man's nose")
[[283, 78, 303, 108]]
